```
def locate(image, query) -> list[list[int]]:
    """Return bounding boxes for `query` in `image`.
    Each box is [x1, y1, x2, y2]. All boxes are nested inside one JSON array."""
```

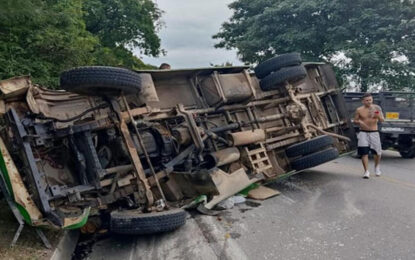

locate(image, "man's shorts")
[[357, 146, 378, 155], [357, 130, 382, 156]]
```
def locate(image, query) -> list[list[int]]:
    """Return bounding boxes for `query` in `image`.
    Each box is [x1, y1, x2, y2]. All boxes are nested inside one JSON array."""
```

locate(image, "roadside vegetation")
[[0, 0, 162, 88], [214, 0, 415, 91], [0, 200, 62, 260]]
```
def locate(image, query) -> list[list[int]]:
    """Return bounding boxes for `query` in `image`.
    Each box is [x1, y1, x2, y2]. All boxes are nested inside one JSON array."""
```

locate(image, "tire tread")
[[291, 147, 339, 171], [254, 53, 302, 79], [286, 135, 334, 158], [110, 208, 187, 235], [260, 65, 307, 91], [60, 66, 142, 96]]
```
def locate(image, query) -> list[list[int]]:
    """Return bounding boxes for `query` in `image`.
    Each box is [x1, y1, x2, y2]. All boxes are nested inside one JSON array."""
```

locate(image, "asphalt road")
[[87, 150, 415, 260]]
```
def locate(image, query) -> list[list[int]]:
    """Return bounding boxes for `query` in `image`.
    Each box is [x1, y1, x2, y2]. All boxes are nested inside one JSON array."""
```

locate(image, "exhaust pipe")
[[205, 147, 241, 167], [228, 129, 266, 146]]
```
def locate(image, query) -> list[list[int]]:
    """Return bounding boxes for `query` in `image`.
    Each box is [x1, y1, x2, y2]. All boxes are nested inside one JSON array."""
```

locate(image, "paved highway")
[[88, 150, 415, 260]]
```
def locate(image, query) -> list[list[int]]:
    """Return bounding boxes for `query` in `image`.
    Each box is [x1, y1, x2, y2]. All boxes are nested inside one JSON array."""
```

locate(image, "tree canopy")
[[214, 0, 415, 91], [83, 0, 162, 56], [0, 0, 161, 87]]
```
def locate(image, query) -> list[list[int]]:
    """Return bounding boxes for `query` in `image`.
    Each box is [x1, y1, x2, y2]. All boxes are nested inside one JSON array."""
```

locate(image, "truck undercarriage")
[[0, 54, 356, 234]]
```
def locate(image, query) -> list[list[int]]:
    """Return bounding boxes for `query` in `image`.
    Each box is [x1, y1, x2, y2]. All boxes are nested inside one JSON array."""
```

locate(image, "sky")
[[136, 0, 243, 69]]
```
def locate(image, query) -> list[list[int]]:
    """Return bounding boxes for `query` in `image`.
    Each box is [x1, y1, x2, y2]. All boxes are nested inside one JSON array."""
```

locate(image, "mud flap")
[[203, 168, 259, 210], [63, 207, 91, 230]]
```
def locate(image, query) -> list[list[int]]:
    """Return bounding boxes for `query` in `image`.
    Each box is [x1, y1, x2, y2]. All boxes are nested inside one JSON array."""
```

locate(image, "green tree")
[[83, 0, 163, 57], [214, 0, 415, 91], [0, 0, 98, 87], [92, 46, 155, 70], [0, 0, 161, 88]]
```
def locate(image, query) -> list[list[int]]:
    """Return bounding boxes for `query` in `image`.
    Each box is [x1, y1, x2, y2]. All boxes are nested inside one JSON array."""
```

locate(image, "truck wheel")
[[285, 135, 334, 158], [60, 66, 143, 96], [110, 208, 187, 235], [254, 53, 302, 79], [290, 147, 339, 171], [399, 149, 415, 159], [260, 65, 307, 91]]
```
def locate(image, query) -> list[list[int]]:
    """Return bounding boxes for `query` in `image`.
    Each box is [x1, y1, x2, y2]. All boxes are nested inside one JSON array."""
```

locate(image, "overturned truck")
[[0, 53, 356, 234]]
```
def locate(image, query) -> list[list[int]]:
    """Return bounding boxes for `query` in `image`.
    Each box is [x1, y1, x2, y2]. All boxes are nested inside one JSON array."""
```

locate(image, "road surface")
[[87, 150, 415, 260]]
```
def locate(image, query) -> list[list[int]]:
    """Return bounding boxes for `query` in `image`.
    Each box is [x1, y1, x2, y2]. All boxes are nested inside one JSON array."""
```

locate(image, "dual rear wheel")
[[254, 53, 307, 91], [285, 135, 339, 171]]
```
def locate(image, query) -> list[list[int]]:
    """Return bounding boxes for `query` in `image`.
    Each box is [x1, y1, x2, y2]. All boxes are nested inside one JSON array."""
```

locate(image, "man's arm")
[[373, 105, 385, 122], [353, 109, 360, 124], [377, 111, 385, 122]]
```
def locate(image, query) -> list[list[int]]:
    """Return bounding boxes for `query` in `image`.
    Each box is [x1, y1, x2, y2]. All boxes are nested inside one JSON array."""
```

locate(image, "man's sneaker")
[[363, 171, 370, 179], [375, 167, 381, 176]]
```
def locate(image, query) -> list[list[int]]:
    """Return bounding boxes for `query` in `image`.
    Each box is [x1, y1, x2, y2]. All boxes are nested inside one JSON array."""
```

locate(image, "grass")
[[0, 199, 62, 260]]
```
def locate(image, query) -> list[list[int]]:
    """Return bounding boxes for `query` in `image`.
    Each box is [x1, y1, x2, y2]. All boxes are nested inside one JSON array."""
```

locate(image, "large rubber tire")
[[254, 53, 302, 79], [291, 147, 339, 171], [285, 135, 334, 158], [110, 208, 187, 235], [60, 66, 143, 96], [260, 65, 307, 91], [399, 149, 415, 159]]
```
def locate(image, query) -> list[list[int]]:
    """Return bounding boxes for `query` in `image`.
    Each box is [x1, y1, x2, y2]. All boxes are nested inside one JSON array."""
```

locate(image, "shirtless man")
[[354, 93, 385, 178]]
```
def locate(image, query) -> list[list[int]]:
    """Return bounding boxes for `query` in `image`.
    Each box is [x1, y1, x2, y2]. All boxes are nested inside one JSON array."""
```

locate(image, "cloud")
[[135, 0, 243, 68]]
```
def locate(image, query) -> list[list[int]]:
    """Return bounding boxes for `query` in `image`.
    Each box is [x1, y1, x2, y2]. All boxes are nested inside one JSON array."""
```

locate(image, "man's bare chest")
[[360, 109, 371, 120]]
